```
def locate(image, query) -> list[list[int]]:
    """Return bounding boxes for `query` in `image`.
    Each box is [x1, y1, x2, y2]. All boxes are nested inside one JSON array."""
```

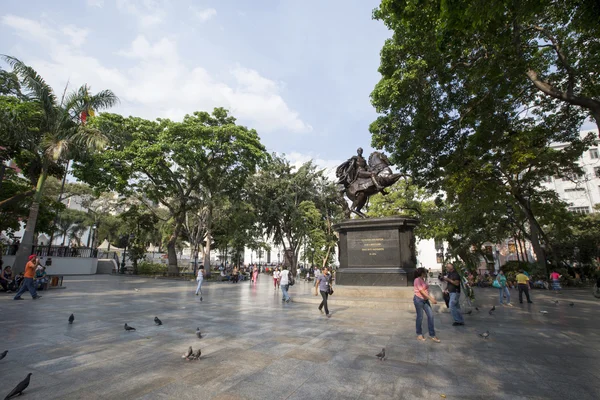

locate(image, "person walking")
[[279, 266, 291, 303], [443, 264, 464, 326], [195, 265, 204, 301], [516, 269, 533, 304], [413, 267, 440, 342], [549, 270, 562, 292], [13, 255, 42, 300], [496, 270, 513, 306], [251, 266, 258, 285], [314, 267, 332, 318], [273, 268, 280, 291]]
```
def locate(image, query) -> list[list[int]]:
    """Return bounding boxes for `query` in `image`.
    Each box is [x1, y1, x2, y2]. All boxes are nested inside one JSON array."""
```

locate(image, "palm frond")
[[70, 125, 108, 152], [1, 55, 57, 117]]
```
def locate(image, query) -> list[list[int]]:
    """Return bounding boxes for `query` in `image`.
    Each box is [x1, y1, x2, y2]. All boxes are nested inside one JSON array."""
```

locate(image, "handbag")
[[328, 286, 334, 296], [492, 280, 501, 289]]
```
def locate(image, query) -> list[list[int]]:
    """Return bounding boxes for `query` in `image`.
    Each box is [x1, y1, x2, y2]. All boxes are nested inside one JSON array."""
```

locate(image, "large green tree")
[[370, 1, 598, 268], [75, 108, 267, 274], [248, 156, 344, 273], [1, 56, 118, 271]]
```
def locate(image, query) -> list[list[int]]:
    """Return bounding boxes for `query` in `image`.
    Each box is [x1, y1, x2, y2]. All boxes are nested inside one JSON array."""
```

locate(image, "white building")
[[541, 130, 600, 214]]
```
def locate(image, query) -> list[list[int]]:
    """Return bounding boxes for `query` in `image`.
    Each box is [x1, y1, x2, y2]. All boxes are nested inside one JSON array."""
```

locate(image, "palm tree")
[[2, 55, 119, 272]]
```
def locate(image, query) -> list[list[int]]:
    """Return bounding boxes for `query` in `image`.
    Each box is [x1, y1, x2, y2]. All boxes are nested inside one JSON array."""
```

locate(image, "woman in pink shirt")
[[413, 267, 440, 343], [549, 271, 562, 292]]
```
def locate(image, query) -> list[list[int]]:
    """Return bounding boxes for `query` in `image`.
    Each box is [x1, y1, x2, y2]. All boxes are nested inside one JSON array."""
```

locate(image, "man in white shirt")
[[279, 266, 291, 303]]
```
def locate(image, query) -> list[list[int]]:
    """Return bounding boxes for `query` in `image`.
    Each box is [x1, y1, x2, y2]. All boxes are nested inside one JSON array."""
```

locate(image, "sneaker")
[[507, 303, 513, 307], [326, 314, 331, 318], [527, 301, 533, 304], [196, 293, 198, 296], [417, 335, 426, 341], [452, 322, 465, 326], [319, 308, 324, 314], [430, 337, 441, 343], [14, 297, 23, 300], [33, 295, 42, 299], [285, 299, 290, 303]]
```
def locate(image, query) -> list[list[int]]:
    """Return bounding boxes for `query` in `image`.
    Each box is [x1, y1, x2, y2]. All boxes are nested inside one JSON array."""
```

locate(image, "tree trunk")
[[12, 170, 48, 273], [203, 229, 212, 278], [167, 221, 182, 275]]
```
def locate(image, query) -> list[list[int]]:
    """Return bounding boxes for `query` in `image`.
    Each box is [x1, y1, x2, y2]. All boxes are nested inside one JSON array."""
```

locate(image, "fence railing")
[[2, 245, 98, 258]]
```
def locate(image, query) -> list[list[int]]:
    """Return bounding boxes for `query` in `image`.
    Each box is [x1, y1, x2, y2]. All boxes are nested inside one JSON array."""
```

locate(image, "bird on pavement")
[[465, 310, 472, 315], [68, 314, 74, 324], [375, 348, 385, 361], [124, 323, 136, 332], [0, 350, 7, 360], [553, 300, 559, 305], [196, 328, 202, 339], [489, 306, 495, 315], [4, 373, 32, 399], [569, 303, 574, 307], [154, 317, 162, 326], [479, 331, 490, 339], [475, 307, 479, 311], [134, 288, 139, 292], [182, 346, 193, 360], [190, 348, 201, 360]]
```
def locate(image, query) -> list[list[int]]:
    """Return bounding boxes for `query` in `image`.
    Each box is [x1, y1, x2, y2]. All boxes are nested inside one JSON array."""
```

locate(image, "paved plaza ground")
[[1, 274, 599, 400]]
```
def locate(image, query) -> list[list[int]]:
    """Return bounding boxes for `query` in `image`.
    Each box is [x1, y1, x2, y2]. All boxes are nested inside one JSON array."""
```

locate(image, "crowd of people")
[[0, 255, 49, 296]]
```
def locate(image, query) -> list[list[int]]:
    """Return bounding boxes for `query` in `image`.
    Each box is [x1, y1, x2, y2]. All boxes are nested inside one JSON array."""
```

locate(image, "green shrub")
[[137, 261, 167, 275]]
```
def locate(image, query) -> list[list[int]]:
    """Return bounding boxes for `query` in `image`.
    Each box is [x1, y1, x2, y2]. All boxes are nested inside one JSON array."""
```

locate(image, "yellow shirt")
[[516, 273, 529, 285]]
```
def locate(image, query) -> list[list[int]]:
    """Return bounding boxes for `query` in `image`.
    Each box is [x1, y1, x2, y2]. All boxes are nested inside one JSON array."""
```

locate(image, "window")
[[590, 148, 599, 159], [595, 167, 600, 178], [569, 206, 590, 214], [564, 188, 585, 192]]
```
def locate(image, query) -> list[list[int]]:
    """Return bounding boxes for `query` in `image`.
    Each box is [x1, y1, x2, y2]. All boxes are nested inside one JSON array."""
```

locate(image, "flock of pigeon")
[[2, 292, 576, 398], [1, 311, 204, 399]]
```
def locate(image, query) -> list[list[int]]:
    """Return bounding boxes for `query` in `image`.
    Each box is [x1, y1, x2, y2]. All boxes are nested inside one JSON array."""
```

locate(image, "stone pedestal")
[[334, 217, 419, 286]]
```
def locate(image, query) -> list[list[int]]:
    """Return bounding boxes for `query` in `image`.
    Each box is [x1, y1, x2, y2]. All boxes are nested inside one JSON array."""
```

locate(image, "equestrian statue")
[[336, 147, 402, 218]]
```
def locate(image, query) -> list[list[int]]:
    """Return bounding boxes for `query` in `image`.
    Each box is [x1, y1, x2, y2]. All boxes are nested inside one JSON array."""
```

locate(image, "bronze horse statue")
[[336, 150, 402, 218]]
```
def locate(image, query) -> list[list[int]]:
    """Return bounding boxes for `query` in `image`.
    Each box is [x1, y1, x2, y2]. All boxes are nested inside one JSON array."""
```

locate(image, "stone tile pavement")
[[0, 274, 599, 399]]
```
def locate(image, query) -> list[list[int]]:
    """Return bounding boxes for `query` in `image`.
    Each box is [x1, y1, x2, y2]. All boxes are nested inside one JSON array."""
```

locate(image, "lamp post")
[[90, 224, 97, 257]]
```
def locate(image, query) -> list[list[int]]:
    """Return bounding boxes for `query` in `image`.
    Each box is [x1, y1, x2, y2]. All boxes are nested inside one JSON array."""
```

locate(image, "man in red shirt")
[[13, 255, 42, 300]]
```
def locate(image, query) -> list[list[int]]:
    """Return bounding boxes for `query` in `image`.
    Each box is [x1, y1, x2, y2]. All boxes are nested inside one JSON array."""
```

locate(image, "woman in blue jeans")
[[413, 268, 441, 343], [496, 270, 513, 306]]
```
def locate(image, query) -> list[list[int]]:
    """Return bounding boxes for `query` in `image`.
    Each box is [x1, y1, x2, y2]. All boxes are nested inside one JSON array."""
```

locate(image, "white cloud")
[[116, 0, 165, 28], [86, 0, 104, 7], [286, 152, 342, 181], [61, 25, 90, 47], [1, 17, 311, 134], [191, 7, 217, 22]]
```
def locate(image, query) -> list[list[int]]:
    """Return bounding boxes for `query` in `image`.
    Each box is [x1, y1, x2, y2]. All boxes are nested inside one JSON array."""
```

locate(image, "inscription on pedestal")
[[347, 230, 399, 267]]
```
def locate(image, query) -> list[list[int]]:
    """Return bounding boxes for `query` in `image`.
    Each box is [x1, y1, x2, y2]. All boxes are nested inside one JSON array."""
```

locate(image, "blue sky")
[[0, 0, 391, 174]]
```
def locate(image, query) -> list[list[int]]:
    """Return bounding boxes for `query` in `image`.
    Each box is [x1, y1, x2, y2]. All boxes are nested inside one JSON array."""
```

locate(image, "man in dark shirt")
[[444, 264, 464, 326]]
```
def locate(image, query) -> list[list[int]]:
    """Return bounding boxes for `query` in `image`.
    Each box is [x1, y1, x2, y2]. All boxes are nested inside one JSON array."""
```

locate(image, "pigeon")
[[569, 303, 574, 307], [182, 346, 193, 360], [190, 348, 201, 360], [154, 317, 162, 326], [553, 300, 559, 305], [4, 373, 32, 399], [465, 310, 472, 315], [489, 306, 495, 315], [196, 328, 202, 339], [124, 323, 136, 332], [375, 348, 385, 361], [68, 314, 74, 324], [479, 331, 490, 339], [475, 307, 479, 311], [0, 350, 7, 360], [134, 288, 139, 292]]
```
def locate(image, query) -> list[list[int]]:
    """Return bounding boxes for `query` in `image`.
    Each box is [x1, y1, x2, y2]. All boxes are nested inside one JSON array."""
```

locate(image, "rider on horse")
[[336, 147, 384, 192]]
